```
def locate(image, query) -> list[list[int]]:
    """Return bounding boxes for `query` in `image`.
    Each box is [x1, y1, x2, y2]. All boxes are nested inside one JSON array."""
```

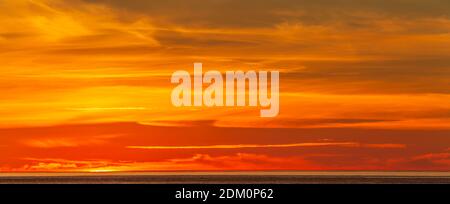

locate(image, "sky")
[[0, 0, 449, 172]]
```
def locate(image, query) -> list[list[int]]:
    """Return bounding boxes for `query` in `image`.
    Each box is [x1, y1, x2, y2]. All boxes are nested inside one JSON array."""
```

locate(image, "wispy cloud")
[[16, 153, 320, 172]]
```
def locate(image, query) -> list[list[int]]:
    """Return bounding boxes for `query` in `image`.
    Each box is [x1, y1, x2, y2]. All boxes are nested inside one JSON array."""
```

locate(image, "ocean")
[[0, 171, 449, 184]]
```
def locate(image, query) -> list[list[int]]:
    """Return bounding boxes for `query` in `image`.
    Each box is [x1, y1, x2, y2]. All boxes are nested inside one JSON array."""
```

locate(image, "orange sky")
[[0, 0, 449, 172]]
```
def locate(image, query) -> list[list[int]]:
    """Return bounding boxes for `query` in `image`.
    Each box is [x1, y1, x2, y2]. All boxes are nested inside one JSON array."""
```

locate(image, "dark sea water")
[[1, 172, 449, 184]]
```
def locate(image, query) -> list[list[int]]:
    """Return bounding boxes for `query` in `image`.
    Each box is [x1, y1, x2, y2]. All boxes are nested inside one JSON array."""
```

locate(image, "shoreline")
[[1, 171, 450, 177]]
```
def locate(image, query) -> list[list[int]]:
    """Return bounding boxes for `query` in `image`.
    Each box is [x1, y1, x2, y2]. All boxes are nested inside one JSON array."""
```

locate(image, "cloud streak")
[[127, 142, 405, 150]]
